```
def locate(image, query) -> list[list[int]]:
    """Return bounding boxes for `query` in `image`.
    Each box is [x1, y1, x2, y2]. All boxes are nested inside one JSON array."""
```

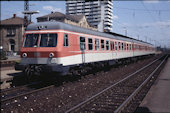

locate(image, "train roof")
[[26, 21, 152, 46]]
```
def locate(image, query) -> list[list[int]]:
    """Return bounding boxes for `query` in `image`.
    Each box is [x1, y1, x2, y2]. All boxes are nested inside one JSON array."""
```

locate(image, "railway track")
[[65, 54, 168, 113], [0, 75, 64, 106], [1, 83, 55, 107], [1, 81, 42, 101]]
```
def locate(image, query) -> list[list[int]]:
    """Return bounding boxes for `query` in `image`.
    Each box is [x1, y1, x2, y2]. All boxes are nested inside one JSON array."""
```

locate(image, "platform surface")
[[0, 69, 21, 82], [0, 69, 22, 89], [139, 58, 170, 112]]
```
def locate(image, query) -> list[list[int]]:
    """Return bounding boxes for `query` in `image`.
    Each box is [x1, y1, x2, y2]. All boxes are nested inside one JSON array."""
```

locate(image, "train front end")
[[15, 23, 64, 76]]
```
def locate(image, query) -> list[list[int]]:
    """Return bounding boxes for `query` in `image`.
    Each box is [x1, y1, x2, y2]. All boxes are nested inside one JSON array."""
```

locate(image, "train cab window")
[[24, 34, 39, 47], [101, 39, 105, 50], [106, 40, 109, 50], [40, 34, 58, 47], [115, 41, 117, 50], [80, 37, 86, 51], [118, 42, 121, 50], [95, 38, 99, 50], [88, 38, 93, 50], [63, 34, 69, 47]]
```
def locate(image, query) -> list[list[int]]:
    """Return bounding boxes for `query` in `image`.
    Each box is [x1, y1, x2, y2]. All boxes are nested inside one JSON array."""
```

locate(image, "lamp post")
[[22, 11, 39, 28], [123, 27, 127, 36], [23, 1, 39, 27]]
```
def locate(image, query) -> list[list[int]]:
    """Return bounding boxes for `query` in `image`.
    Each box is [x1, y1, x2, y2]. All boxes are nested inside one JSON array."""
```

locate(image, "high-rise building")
[[66, 0, 113, 32]]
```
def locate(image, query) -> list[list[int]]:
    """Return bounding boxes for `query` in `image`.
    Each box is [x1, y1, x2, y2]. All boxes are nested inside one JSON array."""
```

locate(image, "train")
[[15, 21, 156, 76]]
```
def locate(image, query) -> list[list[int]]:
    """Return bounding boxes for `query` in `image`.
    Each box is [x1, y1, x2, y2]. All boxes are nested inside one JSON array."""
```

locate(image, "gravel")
[[1, 55, 160, 113]]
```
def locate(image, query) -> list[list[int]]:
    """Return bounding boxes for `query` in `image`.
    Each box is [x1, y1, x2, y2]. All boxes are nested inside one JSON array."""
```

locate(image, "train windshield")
[[24, 33, 57, 47], [40, 34, 57, 47], [24, 34, 39, 47]]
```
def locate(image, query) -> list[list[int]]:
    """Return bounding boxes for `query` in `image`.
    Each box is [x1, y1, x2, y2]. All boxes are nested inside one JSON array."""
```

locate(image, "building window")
[[88, 38, 93, 50], [63, 34, 69, 47], [9, 39, 15, 51], [80, 37, 86, 50], [95, 38, 99, 50], [101, 39, 105, 50], [7, 28, 16, 36], [106, 40, 109, 50]]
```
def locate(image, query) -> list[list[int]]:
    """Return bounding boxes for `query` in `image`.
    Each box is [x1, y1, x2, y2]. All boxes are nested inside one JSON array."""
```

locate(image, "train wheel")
[[24, 65, 35, 82]]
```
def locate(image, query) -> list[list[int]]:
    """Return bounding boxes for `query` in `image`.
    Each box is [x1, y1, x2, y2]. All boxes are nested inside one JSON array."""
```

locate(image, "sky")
[[1, 1, 170, 48]]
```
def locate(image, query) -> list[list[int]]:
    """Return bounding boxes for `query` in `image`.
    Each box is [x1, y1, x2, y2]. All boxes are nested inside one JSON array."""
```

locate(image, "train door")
[[80, 37, 86, 64], [132, 42, 134, 57], [110, 41, 114, 59]]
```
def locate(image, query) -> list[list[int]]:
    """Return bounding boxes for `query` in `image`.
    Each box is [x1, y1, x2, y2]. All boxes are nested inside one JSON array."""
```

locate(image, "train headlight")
[[49, 52, 54, 58], [22, 53, 27, 58]]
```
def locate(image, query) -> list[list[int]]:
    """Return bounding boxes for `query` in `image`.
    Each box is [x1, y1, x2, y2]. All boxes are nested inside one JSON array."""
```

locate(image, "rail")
[[65, 54, 167, 113], [114, 54, 168, 113]]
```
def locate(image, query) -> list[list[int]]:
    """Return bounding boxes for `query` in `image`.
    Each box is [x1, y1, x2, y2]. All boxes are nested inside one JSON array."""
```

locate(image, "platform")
[[137, 57, 170, 112], [0, 69, 21, 89], [1, 55, 20, 70]]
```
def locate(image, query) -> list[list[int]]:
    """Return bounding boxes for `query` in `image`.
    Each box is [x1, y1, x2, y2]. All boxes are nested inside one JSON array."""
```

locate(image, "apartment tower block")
[[66, 0, 113, 32]]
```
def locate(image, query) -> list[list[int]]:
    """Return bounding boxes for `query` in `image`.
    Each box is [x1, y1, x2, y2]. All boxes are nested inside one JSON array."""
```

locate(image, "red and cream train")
[[15, 21, 155, 75]]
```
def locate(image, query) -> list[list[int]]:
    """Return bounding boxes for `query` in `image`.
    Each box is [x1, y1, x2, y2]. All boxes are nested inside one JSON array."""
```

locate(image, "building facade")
[[0, 14, 25, 55], [66, 0, 113, 32], [37, 12, 97, 31]]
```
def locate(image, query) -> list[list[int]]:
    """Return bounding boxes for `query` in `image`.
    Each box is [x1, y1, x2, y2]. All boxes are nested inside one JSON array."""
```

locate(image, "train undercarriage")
[[15, 54, 155, 81]]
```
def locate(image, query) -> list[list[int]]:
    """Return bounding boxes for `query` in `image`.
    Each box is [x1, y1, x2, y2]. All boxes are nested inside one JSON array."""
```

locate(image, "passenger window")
[[118, 42, 121, 50], [122, 43, 124, 50], [110, 41, 113, 50], [63, 34, 69, 47], [95, 38, 99, 50], [115, 41, 117, 50], [129, 44, 131, 50], [101, 39, 105, 50], [106, 40, 109, 50], [80, 37, 86, 51], [88, 38, 93, 50], [124, 43, 126, 50], [127, 44, 129, 50]]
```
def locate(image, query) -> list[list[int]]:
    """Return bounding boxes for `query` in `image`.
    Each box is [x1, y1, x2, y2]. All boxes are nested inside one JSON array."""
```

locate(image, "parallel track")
[[1, 78, 58, 105], [65, 54, 168, 113], [1, 84, 55, 106], [1, 81, 42, 101]]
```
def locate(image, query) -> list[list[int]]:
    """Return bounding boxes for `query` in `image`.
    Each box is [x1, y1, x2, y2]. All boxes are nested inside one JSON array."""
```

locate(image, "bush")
[[0, 50, 8, 60]]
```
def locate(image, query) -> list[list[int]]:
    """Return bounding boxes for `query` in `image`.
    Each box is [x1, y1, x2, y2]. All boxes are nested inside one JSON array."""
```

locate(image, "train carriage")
[[15, 21, 155, 75]]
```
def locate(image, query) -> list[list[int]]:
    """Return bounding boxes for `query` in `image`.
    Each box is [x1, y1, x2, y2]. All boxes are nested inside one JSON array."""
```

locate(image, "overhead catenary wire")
[[114, 6, 170, 12]]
